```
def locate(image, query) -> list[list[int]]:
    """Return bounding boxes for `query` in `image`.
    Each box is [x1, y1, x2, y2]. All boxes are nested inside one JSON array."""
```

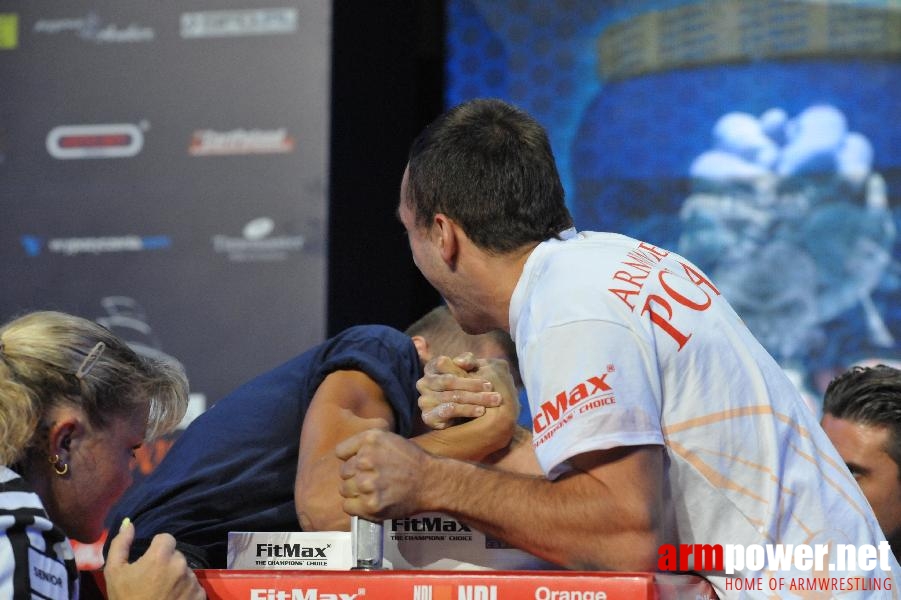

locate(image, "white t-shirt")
[[509, 230, 899, 598]]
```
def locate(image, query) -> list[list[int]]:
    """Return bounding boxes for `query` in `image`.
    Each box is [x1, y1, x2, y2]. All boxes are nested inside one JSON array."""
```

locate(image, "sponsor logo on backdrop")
[[213, 217, 304, 262], [189, 128, 295, 156], [20, 234, 170, 257], [46, 122, 147, 160], [180, 8, 298, 39], [33, 13, 154, 43], [0, 13, 19, 50]]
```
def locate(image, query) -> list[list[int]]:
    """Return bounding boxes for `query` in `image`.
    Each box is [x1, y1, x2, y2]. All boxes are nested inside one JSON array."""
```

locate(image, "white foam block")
[[227, 531, 353, 570], [383, 512, 557, 570]]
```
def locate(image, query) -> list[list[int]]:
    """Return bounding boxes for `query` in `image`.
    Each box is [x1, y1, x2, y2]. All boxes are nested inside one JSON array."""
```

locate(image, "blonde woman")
[[0, 311, 204, 599]]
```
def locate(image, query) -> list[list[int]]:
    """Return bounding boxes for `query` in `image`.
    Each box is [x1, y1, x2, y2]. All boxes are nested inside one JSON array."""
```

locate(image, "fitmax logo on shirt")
[[533, 374, 614, 434]]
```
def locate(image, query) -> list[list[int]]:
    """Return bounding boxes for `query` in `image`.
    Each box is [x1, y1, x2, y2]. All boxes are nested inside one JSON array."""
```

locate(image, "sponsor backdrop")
[[446, 0, 901, 408], [0, 2, 330, 407], [0, 1, 331, 562]]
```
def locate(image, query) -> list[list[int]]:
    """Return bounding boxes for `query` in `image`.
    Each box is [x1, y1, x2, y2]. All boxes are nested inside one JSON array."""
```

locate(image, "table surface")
[[200, 569, 718, 600], [84, 568, 720, 599]]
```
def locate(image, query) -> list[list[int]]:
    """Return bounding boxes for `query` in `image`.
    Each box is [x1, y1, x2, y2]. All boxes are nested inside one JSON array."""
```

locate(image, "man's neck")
[[471, 242, 540, 332]]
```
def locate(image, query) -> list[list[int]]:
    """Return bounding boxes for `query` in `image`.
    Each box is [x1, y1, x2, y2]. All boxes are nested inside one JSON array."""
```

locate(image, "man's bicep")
[[524, 319, 662, 476], [299, 370, 397, 462], [295, 370, 398, 531], [571, 444, 666, 533]]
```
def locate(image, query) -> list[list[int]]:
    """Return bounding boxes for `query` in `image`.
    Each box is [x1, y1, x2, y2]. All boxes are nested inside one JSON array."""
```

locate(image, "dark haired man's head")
[[821, 364, 901, 556], [404, 98, 573, 254]]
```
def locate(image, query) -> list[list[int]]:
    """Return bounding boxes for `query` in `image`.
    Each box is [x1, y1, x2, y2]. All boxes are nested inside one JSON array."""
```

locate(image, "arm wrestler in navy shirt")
[[104, 306, 521, 568]]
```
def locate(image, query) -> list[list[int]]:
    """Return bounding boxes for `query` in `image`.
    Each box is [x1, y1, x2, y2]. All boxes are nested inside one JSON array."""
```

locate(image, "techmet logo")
[[20, 234, 171, 257], [180, 8, 298, 39], [33, 14, 154, 43], [533, 369, 616, 445], [249, 588, 364, 600], [0, 13, 19, 50], [189, 128, 294, 156], [46, 123, 147, 160], [212, 217, 304, 262]]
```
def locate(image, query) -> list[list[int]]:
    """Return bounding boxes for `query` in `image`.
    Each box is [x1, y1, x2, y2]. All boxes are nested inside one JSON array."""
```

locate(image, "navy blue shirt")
[[105, 325, 420, 568]]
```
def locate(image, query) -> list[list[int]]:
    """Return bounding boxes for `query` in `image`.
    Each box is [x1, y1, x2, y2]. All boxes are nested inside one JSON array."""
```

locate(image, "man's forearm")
[[416, 453, 661, 571], [297, 453, 354, 531], [483, 426, 544, 476], [338, 430, 664, 571], [412, 405, 516, 461]]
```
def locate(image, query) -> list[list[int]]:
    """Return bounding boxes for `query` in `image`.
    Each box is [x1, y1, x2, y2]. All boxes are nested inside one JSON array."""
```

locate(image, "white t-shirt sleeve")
[[523, 319, 665, 479]]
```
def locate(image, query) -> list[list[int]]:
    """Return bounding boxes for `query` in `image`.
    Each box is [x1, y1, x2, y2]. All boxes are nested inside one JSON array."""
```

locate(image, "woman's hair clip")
[[76, 342, 106, 379]]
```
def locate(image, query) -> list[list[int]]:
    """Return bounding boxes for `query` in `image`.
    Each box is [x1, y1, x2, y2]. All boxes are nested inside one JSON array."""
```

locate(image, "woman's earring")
[[48, 454, 69, 476]]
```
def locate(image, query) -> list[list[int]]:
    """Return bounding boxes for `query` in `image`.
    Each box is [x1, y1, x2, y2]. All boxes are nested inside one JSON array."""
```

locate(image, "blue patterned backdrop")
[[446, 0, 901, 407]]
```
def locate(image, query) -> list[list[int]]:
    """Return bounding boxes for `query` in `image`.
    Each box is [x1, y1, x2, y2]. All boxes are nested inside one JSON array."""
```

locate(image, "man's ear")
[[411, 335, 431, 363], [433, 213, 459, 267]]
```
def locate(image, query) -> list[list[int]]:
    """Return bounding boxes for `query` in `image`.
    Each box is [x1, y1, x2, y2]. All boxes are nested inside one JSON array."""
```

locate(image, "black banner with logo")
[[0, 2, 331, 424]]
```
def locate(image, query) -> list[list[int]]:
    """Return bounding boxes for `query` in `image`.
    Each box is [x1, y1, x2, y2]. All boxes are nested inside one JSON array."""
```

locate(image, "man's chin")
[[448, 306, 492, 335], [445, 303, 470, 330]]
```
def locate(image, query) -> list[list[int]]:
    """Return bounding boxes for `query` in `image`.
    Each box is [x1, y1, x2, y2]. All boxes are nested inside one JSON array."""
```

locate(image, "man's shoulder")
[[323, 324, 412, 354], [243, 325, 411, 378], [333, 323, 406, 340]]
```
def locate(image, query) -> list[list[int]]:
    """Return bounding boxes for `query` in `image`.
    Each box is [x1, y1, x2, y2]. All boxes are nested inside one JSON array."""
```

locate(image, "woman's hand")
[[104, 518, 206, 600]]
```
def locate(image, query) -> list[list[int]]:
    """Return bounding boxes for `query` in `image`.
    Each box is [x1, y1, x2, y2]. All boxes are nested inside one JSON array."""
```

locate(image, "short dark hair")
[[405, 305, 520, 386], [823, 364, 901, 472], [406, 98, 573, 254]]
